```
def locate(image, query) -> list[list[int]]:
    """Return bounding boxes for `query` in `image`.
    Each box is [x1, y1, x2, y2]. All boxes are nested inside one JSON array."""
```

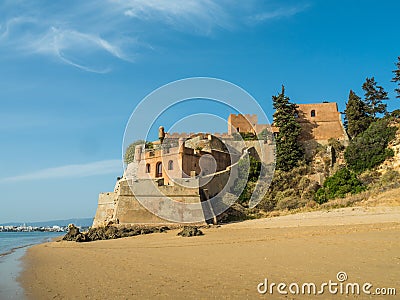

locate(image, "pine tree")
[[362, 77, 388, 118], [344, 90, 372, 139], [272, 85, 304, 171], [392, 56, 400, 98]]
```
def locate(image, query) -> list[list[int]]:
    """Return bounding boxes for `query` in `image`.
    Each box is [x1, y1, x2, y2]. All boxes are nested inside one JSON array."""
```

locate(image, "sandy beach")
[[19, 206, 400, 299]]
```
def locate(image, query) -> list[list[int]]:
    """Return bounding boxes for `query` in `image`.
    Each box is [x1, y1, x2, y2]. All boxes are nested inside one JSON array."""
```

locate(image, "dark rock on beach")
[[62, 224, 170, 242], [62, 224, 84, 242], [177, 226, 204, 237]]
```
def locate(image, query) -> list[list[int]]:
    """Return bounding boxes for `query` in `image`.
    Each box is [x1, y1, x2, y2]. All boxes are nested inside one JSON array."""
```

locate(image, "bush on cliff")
[[344, 119, 397, 173], [259, 164, 319, 211], [124, 140, 154, 164], [233, 155, 261, 206], [315, 167, 365, 204]]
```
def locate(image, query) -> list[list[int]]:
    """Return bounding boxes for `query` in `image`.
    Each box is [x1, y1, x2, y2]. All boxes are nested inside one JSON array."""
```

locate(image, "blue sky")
[[0, 0, 399, 223]]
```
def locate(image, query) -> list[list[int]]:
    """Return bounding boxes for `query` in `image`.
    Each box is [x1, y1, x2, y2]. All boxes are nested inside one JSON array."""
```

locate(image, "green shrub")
[[328, 138, 345, 152], [231, 132, 258, 141], [124, 140, 153, 164], [344, 119, 397, 173], [233, 156, 261, 206], [240, 132, 258, 140], [315, 167, 365, 204], [124, 140, 145, 164]]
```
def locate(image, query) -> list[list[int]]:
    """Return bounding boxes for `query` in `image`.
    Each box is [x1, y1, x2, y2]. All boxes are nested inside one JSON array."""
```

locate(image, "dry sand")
[[20, 206, 400, 299]]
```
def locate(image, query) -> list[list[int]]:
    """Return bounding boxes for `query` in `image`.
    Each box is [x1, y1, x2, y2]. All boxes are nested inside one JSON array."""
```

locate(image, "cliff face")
[[378, 122, 400, 173]]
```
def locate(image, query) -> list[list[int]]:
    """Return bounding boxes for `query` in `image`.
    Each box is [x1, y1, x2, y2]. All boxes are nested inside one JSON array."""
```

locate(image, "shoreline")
[[0, 243, 36, 259], [19, 205, 400, 299], [0, 234, 63, 300], [0, 246, 28, 299]]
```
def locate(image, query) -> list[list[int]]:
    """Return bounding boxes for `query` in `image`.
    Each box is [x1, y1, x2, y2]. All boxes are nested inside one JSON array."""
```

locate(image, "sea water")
[[0, 232, 63, 299]]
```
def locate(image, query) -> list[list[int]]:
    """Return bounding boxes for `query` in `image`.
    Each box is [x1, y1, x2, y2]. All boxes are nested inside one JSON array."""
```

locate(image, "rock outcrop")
[[177, 226, 204, 237], [62, 224, 169, 242]]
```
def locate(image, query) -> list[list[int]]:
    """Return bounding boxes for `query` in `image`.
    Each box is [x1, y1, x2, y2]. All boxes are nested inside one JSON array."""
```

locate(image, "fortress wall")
[[254, 124, 269, 134], [209, 150, 232, 172], [213, 133, 232, 139], [224, 141, 275, 165], [228, 114, 258, 135], [313, 121, 348, 141], [92, 192, 116, 227], [94, 179, 206, 225], [299, 120, 348, 142], [297, 102, 349, 143], [297, 103, 339, 122], [201, 168, 232, 197], [245, 141, 276, 165], [114, 195, 175, 225], [166, 132, 232, 140]]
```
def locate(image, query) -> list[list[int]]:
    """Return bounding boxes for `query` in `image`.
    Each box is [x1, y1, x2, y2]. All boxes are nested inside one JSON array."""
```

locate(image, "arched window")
[[168, 160, 173, 170], [311, 110, 316, 117], [156, 162, 162, 177], [145, 164, 150, 173]]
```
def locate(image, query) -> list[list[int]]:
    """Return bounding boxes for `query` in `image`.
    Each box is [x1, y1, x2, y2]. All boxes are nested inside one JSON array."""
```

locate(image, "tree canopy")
[[362, 77, 388, 118], [344, 90, 372, 139], [272, 85, 304, 171], [392, 56, 400, 98]]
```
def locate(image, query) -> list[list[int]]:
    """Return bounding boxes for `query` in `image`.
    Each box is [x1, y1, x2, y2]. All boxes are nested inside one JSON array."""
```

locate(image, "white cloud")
[[0, 17, 28, 39], [247, 4, 310, 23], [0, 1, 310, 72], [28, 27, 130, 73], [116, 0, 230, 32], [0, 160, 123, 182]]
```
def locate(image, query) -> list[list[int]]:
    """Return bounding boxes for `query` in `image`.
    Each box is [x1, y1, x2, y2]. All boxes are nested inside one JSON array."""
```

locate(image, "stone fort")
[[93, 102, 348, 226], [227, 102, 348, 144]]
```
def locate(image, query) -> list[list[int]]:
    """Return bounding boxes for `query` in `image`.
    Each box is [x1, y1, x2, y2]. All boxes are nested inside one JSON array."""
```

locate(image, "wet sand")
[[0, 247, 26, 300], [20, 206, 400, 299]]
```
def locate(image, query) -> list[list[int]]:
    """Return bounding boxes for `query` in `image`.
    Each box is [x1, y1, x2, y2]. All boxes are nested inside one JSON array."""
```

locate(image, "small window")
[[156, 162, 162, 177], [311, 110, 316, 117], [237, 127, 240, 132], [145, 164, 150, 173], [168, 160, 173, 170]]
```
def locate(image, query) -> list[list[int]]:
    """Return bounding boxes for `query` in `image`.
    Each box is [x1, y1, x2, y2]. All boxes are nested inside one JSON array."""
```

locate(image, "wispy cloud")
[[247, 3, 310, 23], [0, 16, 34, 39], [29, 27, 130, 73], [0, 1, 310, 72], [0, 160, 122, 183], [115, 0, 231, 33]]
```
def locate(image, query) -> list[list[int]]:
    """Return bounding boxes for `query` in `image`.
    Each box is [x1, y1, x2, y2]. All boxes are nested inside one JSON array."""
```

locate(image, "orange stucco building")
[[134, 134, 235, 185]]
